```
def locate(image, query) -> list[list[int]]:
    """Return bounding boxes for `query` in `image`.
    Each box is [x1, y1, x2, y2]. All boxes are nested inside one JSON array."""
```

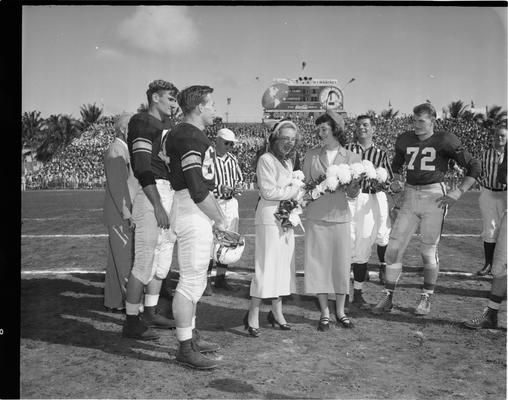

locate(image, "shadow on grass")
[[21, 274, 171, 363]]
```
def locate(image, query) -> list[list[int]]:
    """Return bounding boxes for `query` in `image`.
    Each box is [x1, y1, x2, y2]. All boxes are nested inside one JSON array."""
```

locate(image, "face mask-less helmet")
[[213, 230, 245, 265]]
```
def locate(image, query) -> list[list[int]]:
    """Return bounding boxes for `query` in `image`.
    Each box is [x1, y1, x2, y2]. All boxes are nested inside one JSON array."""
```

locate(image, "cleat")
[[214, 275, 237, 291], [477, 264, 492, 276], [141, 306, 176, 329], [192, 329, 220, 353], [175, 339, 218, 370], [122, 315, 159, 340], [414, 293, 431, 316], [352, 289, 371, 310], [372, 290, 393, 315], [464, 308, 498, 330]]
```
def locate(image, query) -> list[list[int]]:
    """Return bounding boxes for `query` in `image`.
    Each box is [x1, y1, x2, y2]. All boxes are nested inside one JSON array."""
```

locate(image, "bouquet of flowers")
[[302, 160, 390, 204], [360, 159, 390, 192], [274, 170, 306, 232]]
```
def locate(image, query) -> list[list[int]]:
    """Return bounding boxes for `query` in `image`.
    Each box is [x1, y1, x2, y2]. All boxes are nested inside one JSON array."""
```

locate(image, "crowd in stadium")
[[23, 114, 489, 190]]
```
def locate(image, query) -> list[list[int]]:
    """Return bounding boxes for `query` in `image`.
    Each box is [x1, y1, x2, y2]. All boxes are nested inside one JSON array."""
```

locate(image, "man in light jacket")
[[103, 113, 139, 312]]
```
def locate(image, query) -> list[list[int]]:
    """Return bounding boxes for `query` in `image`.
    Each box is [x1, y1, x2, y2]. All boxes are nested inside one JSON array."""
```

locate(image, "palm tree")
[[36, 114, 82, 162], [446, 100, 467, 119], [380, 108, 399, 119], [477, 105, 508, 128], [80, 103, 103, 129], [22, 110, 44, 147]]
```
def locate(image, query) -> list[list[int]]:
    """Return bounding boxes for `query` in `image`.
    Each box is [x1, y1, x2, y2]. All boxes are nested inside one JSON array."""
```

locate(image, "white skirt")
[[250, 224, 296, 299]]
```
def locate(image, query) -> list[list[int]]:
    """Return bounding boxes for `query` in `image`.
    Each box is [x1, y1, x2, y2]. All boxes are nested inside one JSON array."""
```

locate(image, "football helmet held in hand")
[[213, 230, 246, 265]]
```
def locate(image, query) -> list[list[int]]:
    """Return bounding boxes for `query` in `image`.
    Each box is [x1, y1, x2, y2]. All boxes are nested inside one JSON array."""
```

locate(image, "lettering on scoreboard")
[[261, 78, 344, 114]]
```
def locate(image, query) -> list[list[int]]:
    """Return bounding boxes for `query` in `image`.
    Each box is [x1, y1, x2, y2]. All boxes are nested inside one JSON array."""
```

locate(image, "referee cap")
[[217, 128, 238, 142]]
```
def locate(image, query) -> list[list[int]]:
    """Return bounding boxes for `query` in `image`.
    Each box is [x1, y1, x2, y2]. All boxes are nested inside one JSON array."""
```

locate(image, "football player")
[[476, 126, 507, 276], [372, 103, 481, 316], [164, 85, 227, 370], [122, 80, 178, 341]]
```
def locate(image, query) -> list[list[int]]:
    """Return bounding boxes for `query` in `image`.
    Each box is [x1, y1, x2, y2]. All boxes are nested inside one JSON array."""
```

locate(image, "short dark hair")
[[146, 79, 179, 105], [177, 85, 214, 115], [315, 113, 347, 146], [413, 103, 437, 119], [356, 115, 376, 126]]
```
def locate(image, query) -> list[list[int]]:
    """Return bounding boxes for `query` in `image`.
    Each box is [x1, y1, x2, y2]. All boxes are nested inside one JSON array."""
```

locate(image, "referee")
[[346, 115, 394, 308], [205, 128, 244, 293], [477, 125, 507, 276]]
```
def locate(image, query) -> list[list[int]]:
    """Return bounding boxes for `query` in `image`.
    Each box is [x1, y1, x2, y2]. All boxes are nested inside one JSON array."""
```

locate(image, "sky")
[[22, 5, 507, 122]]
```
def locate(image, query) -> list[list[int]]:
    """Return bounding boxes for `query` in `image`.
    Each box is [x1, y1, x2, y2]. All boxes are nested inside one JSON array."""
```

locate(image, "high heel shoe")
[[335, 313, 354, 329], [267, 311, 291, 330], [243, 311, 260, 337]]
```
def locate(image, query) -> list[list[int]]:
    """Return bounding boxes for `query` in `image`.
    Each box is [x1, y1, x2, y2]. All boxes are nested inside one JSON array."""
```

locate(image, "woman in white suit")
[[303, 111, 361, 331], [244, 120, 302, 337]]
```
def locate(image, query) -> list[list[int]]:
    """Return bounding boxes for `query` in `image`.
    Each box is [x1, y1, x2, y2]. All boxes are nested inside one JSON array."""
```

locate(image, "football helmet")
[[213, 230, 245, 265]]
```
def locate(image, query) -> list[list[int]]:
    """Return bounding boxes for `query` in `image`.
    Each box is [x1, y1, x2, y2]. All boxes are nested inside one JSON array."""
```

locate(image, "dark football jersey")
[[164, 122, 216, 203], [392, 131, 481, 185], [127, 113, 173, 187]]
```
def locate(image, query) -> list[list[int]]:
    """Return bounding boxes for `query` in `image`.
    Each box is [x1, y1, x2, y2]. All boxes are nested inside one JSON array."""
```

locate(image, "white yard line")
[[22, 216, 482, 222], [21, 233, 481, 239], [21, 269, 479, 278]]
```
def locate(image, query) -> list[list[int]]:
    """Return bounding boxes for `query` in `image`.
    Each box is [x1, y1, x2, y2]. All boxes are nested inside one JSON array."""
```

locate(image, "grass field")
[[20, 189, 506, 399]]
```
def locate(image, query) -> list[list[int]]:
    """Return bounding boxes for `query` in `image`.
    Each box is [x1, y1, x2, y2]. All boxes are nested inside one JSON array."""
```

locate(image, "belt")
[[485, 187, 507, 192], [406, 183, 445, 190], [362, 189, 378, 194], [220, 196, 234, 200]]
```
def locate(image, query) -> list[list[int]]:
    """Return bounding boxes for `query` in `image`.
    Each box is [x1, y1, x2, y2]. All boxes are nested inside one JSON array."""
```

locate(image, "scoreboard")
[[261, 78, 344, 123]]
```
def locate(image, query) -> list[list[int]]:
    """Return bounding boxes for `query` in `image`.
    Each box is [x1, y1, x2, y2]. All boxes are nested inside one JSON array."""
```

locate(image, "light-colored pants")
[[479, 187, 507, 243], [131, 180, 176, 285], [492, 210, 507, 278], [349, 191, 391, 264], [104, 222, 133, 309], [386, 183, 447, 265], [170, 189, 214, 303], [217, 197, 239, 233]]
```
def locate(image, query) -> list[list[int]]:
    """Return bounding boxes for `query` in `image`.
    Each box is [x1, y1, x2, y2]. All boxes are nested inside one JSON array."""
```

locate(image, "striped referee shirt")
[[479, 147, 507, 191], [213, 152, 244, 199], [346, 142, 394, 192]]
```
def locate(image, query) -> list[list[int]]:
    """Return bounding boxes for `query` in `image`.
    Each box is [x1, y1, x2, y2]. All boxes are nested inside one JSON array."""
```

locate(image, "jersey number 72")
[[407, 147, 436, 171]]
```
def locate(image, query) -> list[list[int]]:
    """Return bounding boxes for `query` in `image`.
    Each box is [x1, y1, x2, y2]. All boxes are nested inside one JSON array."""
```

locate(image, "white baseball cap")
[[217, 128, 238, 142]]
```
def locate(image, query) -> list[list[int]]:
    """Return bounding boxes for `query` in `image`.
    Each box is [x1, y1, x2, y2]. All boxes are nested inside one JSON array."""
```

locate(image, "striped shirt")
[[479, 147, 507, 191], [213, 152, 244, 199], [346, 142, 394, 192]]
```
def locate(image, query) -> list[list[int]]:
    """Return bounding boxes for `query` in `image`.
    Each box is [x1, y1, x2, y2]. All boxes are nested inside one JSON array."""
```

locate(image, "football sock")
[[353, 281, 364, 290], [423, 289, 434, 296], [126, 302, 140, 316], [487, 301, 501, 311], [377, 245, 387, 263], [484, 242, 496, 266], [353, 263, 368, 283], [191, 316, 196, 330], [385, 263, 402, 291], [144, 294, 159, 307], [423, 264, 438, 292], [208, 259, 214, 274], [216, 265, 227, 277], [176, 327, 193, 342]]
